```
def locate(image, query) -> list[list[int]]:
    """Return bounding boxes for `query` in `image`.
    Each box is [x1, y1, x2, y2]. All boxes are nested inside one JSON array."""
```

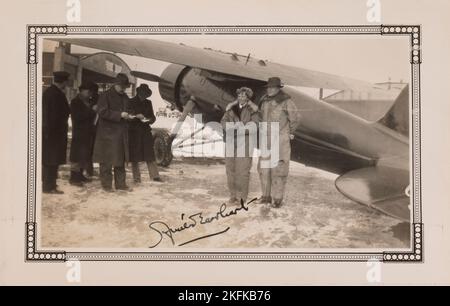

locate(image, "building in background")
[[323, 81, 408, 122], [42, 42, 137, 101]]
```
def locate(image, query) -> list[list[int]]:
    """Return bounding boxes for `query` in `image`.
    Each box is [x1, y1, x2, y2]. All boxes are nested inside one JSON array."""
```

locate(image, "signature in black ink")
[[148, 198, 257, 248]]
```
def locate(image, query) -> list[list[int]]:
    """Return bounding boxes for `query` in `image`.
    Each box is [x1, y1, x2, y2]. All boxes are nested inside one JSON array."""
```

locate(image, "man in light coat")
[[257, 77, 301, 208], [221, 87, 259, 204]]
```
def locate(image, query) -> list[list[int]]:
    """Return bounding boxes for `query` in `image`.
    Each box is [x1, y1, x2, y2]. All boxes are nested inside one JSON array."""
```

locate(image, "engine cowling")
[[159, 64, 265, 122], [158, 63, 190, 111], [159, 64, 236, 122]]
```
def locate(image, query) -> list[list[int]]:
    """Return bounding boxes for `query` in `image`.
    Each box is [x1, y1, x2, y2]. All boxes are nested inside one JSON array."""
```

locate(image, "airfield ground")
[[40, 156, 410, 249]]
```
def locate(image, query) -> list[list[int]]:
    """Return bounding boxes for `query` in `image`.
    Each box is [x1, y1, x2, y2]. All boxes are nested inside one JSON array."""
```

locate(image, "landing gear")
[[152, 97, 208, 167], [152, 128, 173, 167]]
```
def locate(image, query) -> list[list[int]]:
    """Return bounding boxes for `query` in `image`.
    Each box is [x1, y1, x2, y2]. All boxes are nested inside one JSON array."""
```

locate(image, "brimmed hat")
[[53, 71, 70, 83], [115, 73, 131, 87], [264, 77, 284, 88], [136, 84, 152, 97]]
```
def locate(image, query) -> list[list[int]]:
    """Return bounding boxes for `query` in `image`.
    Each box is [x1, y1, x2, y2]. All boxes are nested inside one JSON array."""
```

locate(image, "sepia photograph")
[[37, 32, 413, 252], [2, 0, 450, 288]]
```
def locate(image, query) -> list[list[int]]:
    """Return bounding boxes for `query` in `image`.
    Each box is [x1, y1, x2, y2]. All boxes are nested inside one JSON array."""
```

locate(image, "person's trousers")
[[258, 160, 289, 201], [99, 163, 126, 189], [86, 131, 96, 176], [131, 161, 160, 181], [71, 162, 89, 172], [225, 157, 252, 202], [42, 165, 59, 191], [85, 162, 94, 176]]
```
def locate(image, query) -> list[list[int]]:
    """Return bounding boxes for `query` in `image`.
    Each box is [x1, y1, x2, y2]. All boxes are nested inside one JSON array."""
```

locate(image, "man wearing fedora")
[[42, 71, 71, 194], [127, 84, 162, 183], [93, 73, 132, 192], [257, 77, 301, 208]]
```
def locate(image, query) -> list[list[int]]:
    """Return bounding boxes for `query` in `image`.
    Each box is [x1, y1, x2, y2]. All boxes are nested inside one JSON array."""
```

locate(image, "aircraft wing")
[[50, 38, 374, 91], [335, 166, 410, 221]]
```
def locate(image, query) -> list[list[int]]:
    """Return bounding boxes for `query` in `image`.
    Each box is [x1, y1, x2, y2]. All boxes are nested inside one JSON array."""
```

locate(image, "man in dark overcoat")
[[69, 81, 97, 186], [92, 73, 132, 191], [127, 84, 162, 183], [42, 71, 71, 194]]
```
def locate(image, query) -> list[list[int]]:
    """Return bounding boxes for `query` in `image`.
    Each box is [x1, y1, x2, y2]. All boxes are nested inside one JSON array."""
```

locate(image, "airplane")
[[50, 38, 411, 222]]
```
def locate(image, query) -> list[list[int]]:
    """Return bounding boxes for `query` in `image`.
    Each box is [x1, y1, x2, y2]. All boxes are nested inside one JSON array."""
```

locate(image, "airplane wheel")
[[152, 128, 173, 167]]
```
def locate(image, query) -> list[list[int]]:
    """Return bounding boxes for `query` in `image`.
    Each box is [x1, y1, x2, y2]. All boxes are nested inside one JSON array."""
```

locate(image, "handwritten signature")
[[148, 198, 257, 248]]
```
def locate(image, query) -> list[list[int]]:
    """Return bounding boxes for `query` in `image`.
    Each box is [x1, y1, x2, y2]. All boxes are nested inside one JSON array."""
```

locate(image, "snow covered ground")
[[40, 156, 410, 249]]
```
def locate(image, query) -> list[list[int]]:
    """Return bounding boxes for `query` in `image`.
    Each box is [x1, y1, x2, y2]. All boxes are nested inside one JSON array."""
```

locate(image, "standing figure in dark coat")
[[85, 82, 99, 177], [127, 84, 162, 183], [42, 71, 71, 194], [93, 73, 132, 192], [69, 82, 97, 186]]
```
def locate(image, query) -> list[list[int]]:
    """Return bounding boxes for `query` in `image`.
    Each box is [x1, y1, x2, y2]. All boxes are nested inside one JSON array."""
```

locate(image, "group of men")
[[221, 77, 301, 208], [42, 71, 161, 194], [42, 70, 299, 208]]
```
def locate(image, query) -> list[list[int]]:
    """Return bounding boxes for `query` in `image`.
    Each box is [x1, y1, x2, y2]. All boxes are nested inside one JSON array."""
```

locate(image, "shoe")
[[256, 196, 272, 204], [43, 188, 64, 194], [69, 180, 84, 187], [238, 198, 249, 205], [239, 198, 247, 204], [69, 171, 84, 187], [153, 177, 163, 182], [79, 174, 92, 183], [255, 197, 265, 204], [228, 197, 238, 204], [271, 199, 283, 208], [116, 186, 133, 192], [102, 187, 114, 193]]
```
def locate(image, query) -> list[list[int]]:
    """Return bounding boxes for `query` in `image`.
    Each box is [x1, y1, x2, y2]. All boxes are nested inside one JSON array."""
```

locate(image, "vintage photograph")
[[4, 0, 450, 287], [37, 30, 413, 253]]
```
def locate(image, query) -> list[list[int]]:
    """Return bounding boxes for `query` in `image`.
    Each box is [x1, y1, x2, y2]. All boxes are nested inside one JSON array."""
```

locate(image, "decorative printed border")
[[25, 25, 423, 262]]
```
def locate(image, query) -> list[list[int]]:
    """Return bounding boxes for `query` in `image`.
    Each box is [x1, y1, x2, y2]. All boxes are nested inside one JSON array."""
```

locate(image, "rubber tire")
[[152, 128, 173, 167]]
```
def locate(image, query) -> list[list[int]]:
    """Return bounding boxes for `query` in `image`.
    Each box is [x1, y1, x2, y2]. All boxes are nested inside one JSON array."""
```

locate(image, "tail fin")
[[378, 85, 409, 137]]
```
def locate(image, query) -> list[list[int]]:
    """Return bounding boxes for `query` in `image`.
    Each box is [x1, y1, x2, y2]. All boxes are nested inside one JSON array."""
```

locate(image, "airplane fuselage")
[[159, 64, 409, 175]]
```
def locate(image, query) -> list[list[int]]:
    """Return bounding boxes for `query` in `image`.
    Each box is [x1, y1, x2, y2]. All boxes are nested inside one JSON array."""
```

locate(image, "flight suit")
[[258, 91, 300, 203], [221, 100, 259, 202]]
